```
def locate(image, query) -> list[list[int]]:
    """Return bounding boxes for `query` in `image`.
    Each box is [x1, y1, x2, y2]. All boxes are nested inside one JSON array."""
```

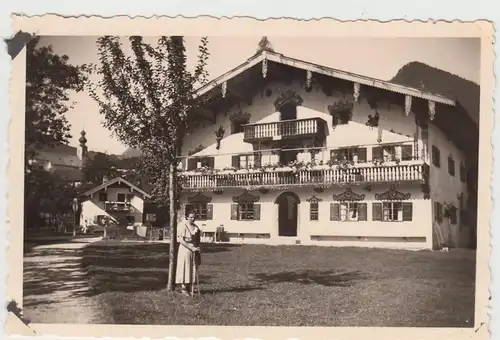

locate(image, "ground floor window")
[[231, 203, 261, 221], [330, 202, 367, 221], [373, 202, 413, 222], [310, 202, 319, 221], [185, 203, 213, 221]]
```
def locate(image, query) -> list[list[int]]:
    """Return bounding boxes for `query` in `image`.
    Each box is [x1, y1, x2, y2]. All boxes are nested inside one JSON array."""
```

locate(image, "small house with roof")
[[78, 176, 152, 231]]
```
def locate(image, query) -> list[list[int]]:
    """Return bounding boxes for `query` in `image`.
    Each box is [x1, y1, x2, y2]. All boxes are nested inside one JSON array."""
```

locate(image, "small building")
[[78, 176, 152, 231], [176, 39, 479, 250]]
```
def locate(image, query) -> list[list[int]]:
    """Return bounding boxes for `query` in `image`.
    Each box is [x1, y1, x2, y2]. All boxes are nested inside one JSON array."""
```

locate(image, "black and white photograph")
[[5, 16, 493, 340]]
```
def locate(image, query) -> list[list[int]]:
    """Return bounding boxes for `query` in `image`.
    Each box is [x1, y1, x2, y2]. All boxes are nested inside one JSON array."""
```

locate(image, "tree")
[[88, 36, 210, 291], [24, 37, 88, 231]]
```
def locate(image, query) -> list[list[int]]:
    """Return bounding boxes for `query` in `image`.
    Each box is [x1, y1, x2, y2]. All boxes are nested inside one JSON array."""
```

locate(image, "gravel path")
[[23, 237, 104, 324]]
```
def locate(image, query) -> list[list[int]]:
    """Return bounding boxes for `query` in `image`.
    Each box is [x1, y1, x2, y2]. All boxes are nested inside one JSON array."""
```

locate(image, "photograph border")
[[6, 15, 494, 340]]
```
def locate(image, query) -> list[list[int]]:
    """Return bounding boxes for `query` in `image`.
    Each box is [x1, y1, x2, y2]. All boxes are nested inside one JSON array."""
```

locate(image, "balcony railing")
[[243, 118, 327, 143], [180, 163, 427, 191], [105, 201, 131, 212]]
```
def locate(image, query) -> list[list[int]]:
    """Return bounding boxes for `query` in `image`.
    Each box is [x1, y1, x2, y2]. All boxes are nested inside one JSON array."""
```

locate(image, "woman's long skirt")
[[175, 244, 194, 284]]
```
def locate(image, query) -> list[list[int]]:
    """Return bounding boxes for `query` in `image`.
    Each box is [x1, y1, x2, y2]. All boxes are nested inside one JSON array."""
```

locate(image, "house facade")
[[79, 177, 152, 231], [176, 46, 478, 250]]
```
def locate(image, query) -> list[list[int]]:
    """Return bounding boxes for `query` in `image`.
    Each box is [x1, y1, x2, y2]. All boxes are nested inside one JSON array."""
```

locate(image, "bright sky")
[[38, 36, 481, 155]]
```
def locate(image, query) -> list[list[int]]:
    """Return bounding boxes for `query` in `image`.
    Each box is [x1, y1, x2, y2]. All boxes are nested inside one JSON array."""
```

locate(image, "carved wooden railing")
[[243, 117, 327, 142], [181, 164, 425, 191]]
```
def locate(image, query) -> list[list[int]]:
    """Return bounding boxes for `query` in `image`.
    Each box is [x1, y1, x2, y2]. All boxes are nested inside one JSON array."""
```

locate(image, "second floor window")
[[448, 156, 455, 176], [232, 153, 262, 169], [331, 147, 367, 163], [432, 145, 441, 167]]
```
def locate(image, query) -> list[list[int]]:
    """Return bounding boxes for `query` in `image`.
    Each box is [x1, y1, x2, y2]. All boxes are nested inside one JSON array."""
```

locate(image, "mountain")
[[120, 147, 142, 159], [390, 61, 480, 125]]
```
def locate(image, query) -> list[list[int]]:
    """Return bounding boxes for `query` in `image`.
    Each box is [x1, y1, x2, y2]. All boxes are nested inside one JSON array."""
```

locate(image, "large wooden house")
[[177, 42, 479, 250]]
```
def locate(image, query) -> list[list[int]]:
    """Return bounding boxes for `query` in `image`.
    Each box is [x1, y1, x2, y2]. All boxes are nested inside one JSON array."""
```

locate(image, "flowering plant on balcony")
[[443, 202, 457, 219]]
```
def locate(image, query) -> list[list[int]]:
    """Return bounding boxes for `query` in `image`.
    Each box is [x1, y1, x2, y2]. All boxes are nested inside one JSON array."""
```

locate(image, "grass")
[[24, 241, 476, 327]]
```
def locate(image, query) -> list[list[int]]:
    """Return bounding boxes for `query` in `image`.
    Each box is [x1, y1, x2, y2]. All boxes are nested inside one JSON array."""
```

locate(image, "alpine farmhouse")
[[177, 45, 479, 250]]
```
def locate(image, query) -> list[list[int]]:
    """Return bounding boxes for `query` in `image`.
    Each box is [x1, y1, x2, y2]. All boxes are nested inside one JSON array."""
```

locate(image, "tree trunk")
[[166, 162, 178, 291]]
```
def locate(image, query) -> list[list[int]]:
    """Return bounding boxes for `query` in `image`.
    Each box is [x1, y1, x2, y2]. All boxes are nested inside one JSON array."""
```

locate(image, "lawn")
[[24, 241, 476, 327]]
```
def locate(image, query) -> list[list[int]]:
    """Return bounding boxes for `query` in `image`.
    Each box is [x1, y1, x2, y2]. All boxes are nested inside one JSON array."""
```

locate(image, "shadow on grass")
[[23, 241, 238, 307], [253, 269, 367, 287]]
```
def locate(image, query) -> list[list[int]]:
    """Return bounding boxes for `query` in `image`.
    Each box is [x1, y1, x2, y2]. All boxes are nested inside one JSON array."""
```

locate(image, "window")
[[185, 203, 213, 221], [231, 203, 261, 221], [401, 145, 413, 161], [460, 164, 466, 182], [231, 118, 249, 134], [232, 153, 261, 169], [331, 147, 367, 163], [432, 145, 441, 167], [434, 202, 443, 224], [186, 156, 214, 170], [310, 202, 319, 221], [99, 193, 107, 202], [117, 193, 126, 202], [126, 194, 134, 202], [330, 202, 367, 221], [449, 206, 457, 225], [372, 145, 399, 162], [372, 202, 412, 222], [448, 156, 455, 176]]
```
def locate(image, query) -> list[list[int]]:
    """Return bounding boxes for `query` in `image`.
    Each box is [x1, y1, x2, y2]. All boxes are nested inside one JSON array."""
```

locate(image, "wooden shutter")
[[402, 202, 413, 221], [330, 203, 340, 221], [187, 158, 197, 170], [372, 146, 382, 160], [230, 204, 238, 220], [358, 203, 367, 221], [254, 152, 262, 168], [372, 203, 382, 221], [357, 147, 367, 163], [401, 145, 413, 161], [207, 157, 215, 169], [231, 155, 240, 168], [435, 202, 442, 223], [253, 204, 261, 220], [206, 204, 213, 220]]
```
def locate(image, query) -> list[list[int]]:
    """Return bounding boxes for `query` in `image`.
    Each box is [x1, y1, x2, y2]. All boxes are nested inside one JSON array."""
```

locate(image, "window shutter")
[[207, 157, 215, 169], [372, 146, 382, 160], [372, 203, 382, 221], [230, 204, 238, 220], [181, 158, 187, 171], [330, 203, 340, 221], [460, 165, 466, 182], [450, 207, 457, 225], [357, 148, 367, 163], [401, 145, 413, 161], [253, 204, 261, 220], [254, 152, 262, 168], [432, 146, 440, 167], [358, 203, 367, 221], [187, 158, 197, 170], [435, 202, 442, 223], [206, 204, 213, 220], [402, 202, 413, 221], [185, 204, 194, 218], [231, 155, 240, 168]]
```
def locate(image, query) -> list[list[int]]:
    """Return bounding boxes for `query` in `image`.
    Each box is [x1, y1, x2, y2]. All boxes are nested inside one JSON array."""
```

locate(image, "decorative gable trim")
[[187, 192, 213, 204], [374, 185, 411, 201], [332, 187, 365, 202], [232, 190, 260, 204], [306, 195, 323, 203], [274, 89, 304, 111]]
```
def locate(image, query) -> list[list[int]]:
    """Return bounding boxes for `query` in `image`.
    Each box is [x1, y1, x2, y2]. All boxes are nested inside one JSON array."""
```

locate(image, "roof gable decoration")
[[332, 187, 366, 202], [81, 177, 151, 199]]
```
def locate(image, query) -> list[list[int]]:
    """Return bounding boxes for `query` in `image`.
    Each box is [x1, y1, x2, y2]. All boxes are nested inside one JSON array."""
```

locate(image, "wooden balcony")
[[243, 118, 327, 143], [180, 163, 427, 191], [105, 201, 131, 212]]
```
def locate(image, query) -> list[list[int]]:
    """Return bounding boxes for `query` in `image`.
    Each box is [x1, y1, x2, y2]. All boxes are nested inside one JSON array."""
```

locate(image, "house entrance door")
[[276, 192, 300, 237]]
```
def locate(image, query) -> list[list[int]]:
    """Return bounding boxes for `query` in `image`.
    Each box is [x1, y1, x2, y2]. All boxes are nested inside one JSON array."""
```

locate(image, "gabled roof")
[[80, 177, 151, 199], [196, 50, 456, 106]]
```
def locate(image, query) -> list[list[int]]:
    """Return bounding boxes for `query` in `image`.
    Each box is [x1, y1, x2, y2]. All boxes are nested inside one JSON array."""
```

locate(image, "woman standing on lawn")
[[176, 211, 201, 296]]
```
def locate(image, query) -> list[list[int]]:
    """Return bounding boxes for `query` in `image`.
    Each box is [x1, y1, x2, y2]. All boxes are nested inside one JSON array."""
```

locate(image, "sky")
[[38, 36, 481, 155]]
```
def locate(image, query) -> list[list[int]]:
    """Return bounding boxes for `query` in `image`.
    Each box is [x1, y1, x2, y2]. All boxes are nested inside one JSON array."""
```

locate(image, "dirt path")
[[23, 237, 104, 324]]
